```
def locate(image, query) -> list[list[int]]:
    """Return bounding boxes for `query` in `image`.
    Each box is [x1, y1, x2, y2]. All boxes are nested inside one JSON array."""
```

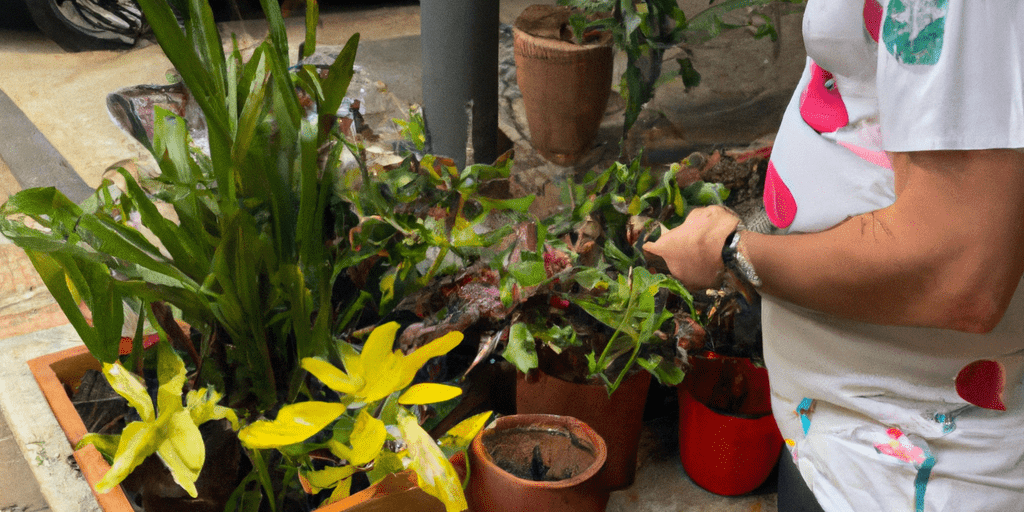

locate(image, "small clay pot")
[[516, 369, 651, 490], [467, 414, 609, 512]]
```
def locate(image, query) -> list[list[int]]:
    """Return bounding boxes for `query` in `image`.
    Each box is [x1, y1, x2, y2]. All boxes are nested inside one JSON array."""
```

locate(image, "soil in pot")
[[485, 425, 597, 482]]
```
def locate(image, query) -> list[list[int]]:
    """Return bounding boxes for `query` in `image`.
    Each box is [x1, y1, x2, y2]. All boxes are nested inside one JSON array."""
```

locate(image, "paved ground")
[[0, 0, 806, 509]]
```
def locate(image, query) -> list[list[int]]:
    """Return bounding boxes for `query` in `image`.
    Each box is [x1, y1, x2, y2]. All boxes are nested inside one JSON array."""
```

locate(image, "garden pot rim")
[[28, 344, 135, 512], [511, 24, 613, 51]]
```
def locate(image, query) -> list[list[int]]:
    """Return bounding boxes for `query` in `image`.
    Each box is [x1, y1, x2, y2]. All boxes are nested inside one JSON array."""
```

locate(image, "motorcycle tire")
[[24, 0, 144, 52]]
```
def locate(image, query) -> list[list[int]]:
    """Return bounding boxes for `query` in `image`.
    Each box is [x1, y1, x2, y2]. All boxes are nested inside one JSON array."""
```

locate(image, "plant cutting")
[[1, 0, 529, 508]]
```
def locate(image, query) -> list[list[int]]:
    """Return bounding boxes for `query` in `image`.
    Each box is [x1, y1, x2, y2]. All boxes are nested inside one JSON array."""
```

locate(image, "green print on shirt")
[[883, 0, 947, 65]]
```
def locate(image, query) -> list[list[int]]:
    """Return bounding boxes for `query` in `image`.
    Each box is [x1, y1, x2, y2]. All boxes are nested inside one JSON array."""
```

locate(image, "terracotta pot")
[[318, 471, 445, 512], [467, 414, 608, 512], [515, 369, 651, 490], [677, 356, 783, 496], [513, 7, 614, 166]]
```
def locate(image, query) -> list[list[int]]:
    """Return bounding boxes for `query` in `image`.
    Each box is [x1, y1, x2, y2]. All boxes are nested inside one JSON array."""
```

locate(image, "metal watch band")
[[721, 226, 762, 288]]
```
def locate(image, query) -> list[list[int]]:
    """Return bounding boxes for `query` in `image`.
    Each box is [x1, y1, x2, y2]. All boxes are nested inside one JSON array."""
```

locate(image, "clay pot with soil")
[[515, 368, 651, 491], [467, 413, 609, 512], [513, 4, 614, 165]]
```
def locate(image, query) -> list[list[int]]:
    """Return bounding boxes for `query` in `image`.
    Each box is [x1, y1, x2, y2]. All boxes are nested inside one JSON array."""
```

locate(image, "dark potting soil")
[[71, 369, 133, 435], [485, 426, 597, 482]]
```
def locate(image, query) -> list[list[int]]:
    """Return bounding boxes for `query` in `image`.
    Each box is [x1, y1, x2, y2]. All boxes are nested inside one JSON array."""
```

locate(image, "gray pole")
[[420, 0, 499, 169]]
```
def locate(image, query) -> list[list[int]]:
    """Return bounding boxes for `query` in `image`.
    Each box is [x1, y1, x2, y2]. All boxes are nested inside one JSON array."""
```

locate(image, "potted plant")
[[496, 154, 727, 489], [512, 4, 616, 166], [677, 351, 781, 496], [2, 0, 533, 508], [552, 0, 800, 147]]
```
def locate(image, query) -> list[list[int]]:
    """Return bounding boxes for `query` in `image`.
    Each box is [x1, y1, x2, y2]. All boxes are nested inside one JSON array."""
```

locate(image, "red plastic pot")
[[516, 369, 651, 490], [466, 414, 608, 512], [677, 355, 782, 496]]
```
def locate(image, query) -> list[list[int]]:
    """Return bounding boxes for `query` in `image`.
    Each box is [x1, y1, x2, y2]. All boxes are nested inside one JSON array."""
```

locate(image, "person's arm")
[[644, 149, 1024, 333]]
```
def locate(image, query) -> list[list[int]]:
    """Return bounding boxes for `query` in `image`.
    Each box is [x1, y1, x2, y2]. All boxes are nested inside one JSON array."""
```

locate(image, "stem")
[[592, 268, 639, 377], [423, 245, 450, 284]]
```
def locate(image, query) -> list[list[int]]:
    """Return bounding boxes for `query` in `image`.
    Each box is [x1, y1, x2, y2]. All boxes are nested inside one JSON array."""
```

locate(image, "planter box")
[[28, 345, 449, 512], [28, 345, 134, 512]]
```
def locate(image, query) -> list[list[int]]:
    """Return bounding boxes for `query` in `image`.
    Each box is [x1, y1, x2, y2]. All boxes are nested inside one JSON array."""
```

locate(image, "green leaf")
[[677, 57, 702, 89], [508, 260, 548, 288], [303, 0, 318, 58], [502, 322, 539, 374], [320, 33, 360, 142], [77, 433, 120, 462], [637, 354, 685, 386]]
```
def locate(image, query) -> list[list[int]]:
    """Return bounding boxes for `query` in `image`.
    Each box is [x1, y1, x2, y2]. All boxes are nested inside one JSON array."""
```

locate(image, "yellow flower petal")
[[303, 465, 357, 494], [238, 402, 345, 449], [398, 383, 462, 405], [399, 331, 463, 386], [156, 410, 204, 498], [102, 363, 154, 422], [303, 357, 363, 395], [347, 409, 387, 466], [398, 410, 467, 512], [361, 322, 401, 372]]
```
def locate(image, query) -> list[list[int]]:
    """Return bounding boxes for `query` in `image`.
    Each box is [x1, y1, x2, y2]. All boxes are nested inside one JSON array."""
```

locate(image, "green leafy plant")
[[498, 154, 721, 393], [1, 0, 505, 507], [558, 0, 802, 137]]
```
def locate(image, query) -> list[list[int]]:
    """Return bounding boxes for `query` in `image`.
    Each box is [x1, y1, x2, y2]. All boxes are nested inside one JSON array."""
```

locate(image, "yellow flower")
[[239, 323, 464, 451], [302, 321, 463, 405]]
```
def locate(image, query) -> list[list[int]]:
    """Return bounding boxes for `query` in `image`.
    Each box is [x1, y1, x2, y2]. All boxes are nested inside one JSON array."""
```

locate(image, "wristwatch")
[[721, 225, 762, 288]]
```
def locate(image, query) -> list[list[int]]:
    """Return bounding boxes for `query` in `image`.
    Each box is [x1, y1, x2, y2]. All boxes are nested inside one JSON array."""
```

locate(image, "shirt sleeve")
[[877, 0, 1024, 152]]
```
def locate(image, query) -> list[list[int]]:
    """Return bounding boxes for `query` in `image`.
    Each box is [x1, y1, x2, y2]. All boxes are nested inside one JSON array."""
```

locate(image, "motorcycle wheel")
[[24, 0, 144, 51]]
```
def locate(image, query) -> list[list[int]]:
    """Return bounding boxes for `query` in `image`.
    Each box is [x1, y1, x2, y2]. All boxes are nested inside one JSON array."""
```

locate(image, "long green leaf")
[[319, 33, 360, 144]]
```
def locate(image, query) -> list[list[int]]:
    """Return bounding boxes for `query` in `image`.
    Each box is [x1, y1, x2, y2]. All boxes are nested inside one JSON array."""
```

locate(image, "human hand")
[[642, 205, 740, 290]]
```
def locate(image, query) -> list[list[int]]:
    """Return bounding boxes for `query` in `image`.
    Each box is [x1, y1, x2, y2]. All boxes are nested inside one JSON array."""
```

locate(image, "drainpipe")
[[420, 0, 499, 169]]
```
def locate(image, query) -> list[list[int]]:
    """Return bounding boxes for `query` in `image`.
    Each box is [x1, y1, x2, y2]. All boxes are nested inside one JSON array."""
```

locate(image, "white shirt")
[[763, 1, 1024, 510]]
